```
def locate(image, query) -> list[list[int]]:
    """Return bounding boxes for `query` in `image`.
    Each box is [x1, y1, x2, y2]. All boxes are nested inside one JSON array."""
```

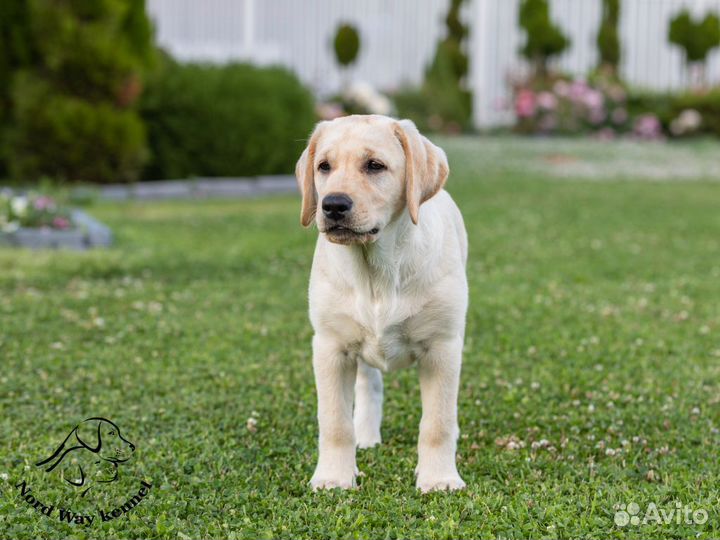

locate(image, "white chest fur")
[[347, 292, 419, 373]]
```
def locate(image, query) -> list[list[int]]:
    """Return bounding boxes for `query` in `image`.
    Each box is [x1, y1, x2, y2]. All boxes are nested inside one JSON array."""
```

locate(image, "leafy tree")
[[597, 0, 621, 71], [669, 10, 720, 86], [8, 0, 155, 183], [519, 0, 570, 76]]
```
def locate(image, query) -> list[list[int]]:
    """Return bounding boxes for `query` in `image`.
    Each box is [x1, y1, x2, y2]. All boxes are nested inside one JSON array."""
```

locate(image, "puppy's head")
[[295, 115, 448, 245], [76, 418, 135, 463]]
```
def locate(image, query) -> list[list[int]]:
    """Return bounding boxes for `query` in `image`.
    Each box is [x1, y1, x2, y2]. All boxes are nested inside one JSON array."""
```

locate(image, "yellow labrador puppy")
[[296, 114, 468, 492]]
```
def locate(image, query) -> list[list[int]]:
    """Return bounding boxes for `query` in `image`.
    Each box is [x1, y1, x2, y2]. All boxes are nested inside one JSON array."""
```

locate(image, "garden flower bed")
[[0, 191, 112, 250], [512, 71, 715, 139]]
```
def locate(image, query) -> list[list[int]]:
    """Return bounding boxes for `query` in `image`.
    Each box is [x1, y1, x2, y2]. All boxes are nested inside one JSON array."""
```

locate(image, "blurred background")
[[1, 0, 719, 190]]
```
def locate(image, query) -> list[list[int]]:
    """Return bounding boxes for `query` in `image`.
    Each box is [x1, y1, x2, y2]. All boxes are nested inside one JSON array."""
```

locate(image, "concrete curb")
[[97, 175, 298, 201]]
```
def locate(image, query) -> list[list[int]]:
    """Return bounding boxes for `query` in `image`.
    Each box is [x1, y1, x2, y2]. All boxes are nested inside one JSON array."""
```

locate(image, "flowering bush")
[[513, 72, 720, 139], [627, 88, 720, 138], [515, 74, 630, 136], [317, 81, 394, 120], [514, 73, 680, 140], [0, 191, 73, 233]]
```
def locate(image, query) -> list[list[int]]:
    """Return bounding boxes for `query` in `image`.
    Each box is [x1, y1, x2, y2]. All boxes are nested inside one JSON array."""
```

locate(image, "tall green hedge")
[[7, 0, 154, 183], [140, 60, 317, 179], [0, 0, 35, 176]]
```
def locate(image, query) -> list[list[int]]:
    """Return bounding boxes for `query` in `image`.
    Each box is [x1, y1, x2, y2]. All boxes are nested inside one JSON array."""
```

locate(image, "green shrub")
[[10, 73, 147, 183], [597, 0, 620, 70], [393, 88, 436, 132], [333, 24, 361, 68], [672, 90, 720, 136], [519, 0, 570, 76], [626, 91, 676, 128], [7, 0, 154, 183], [140, 60, 317, 179], [627, 89, 720, 137]]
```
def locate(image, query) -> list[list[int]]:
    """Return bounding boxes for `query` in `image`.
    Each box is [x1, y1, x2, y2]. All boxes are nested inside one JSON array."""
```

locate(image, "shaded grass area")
[[1, 137, 720, 538]]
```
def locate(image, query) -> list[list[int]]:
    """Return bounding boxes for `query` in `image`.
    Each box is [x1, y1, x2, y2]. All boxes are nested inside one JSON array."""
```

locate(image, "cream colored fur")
[[295, 114, 468, 492]]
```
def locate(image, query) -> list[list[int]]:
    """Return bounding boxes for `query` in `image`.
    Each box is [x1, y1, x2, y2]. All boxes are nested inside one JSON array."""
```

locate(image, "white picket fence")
[[471, 0, 720, 125], [147, 0, 449, 93], [146, 0, 720, 128]]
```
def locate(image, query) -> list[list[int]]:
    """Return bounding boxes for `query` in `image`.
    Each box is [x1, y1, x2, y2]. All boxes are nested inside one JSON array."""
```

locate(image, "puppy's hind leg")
[[354, 362, 383, 449]]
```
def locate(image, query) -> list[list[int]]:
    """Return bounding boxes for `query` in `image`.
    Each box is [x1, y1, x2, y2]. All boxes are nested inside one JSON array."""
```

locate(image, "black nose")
[[322, 193, 353, 221]]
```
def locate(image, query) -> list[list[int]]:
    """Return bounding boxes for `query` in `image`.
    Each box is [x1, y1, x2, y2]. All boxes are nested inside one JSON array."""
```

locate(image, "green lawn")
[[1, 137, 719, 539]]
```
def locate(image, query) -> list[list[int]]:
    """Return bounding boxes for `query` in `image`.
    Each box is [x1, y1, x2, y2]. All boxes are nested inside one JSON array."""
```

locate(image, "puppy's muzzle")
[[322, 193, 353, 222]]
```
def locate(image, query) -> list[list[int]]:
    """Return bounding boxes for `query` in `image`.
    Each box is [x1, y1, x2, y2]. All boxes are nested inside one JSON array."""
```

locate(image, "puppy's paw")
[[354, 418, 382, 449], [310, 465, 358, 491], [310, 474, 357, 491], [356, 432, 381, 449], [416, 473, 466, 493]]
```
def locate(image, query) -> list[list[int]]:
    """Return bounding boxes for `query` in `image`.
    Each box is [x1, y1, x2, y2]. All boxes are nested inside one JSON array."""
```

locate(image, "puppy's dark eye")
[[318, 161, 331, 172], [367, 160, 386, 172], [108, 431, 115, 436]]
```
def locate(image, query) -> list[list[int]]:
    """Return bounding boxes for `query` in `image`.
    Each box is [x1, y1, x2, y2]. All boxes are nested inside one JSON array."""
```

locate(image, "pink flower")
[[569, 80, 590, 102], [52, 217, 70, 230], [515, 89, 536, 118], [537, 91, 557, 111], [34, 196, 56, 211], [583, 89, 604, 110], [634, 114, 663, 139]]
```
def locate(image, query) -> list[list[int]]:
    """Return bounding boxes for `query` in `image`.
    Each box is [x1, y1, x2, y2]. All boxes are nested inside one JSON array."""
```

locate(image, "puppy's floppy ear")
[[75, 419, 102, 452], [393, 119, 449, 225], [295, 122, 327, 227]]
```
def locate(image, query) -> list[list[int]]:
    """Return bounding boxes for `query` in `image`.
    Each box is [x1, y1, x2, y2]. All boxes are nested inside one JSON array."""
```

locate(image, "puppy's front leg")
[[416, 336, 465, 493], [310, 335, 358, 490]]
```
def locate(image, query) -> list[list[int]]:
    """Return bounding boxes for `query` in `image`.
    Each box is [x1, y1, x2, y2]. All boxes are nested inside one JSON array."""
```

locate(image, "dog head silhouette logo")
[[35, 417, 135, 496]]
